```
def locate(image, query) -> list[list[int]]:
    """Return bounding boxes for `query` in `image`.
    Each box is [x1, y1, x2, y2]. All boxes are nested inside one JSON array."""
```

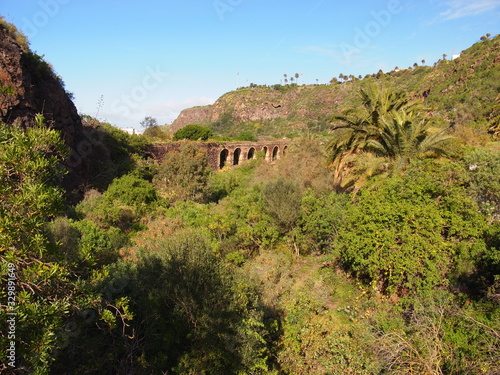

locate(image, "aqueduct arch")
[[233, 148, 241, 165], [219, 149, 229, 169], [247, 147, 255, 160], [148, 140, 290, 170]]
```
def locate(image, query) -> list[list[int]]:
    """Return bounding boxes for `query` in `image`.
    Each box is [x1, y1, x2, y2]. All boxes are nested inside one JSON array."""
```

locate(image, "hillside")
[[171, 35, 500, 139]]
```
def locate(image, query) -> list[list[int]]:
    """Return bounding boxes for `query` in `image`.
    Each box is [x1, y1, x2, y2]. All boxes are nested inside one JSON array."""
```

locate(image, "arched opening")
[[272, 146, 279, 161], [233, 148, 241, 165], [263, 147, 268, 161], [219, 149, 229, 169], [283, 145, 288, 156], [247, 147, 255, 160]]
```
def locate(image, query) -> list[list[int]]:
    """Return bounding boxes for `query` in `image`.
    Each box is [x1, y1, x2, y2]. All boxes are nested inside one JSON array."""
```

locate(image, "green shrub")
[[463, 147, 500, 221], [153, 141, 212, 204], [335, 160, 487, 298], [77, 174, 159, 230], [143, 125, 170, 140], [297, 190, 348, 254], [262, 178, 302, 234], [278, 293, 379, 374], [119, 228, 270, 374], [173, 124, 213, 141]]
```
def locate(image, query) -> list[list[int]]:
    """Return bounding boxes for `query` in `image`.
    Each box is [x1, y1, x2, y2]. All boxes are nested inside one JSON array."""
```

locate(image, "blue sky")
[[2, 0, 499, 128]]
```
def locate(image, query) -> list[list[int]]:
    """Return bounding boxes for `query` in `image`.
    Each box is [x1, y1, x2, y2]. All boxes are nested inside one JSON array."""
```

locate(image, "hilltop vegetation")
[[0, 19, 499, 374], [171, 35, 499, 142]]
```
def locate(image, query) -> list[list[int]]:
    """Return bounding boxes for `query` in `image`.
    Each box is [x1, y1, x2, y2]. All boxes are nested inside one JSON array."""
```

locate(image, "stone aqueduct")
[[148, 140, 290, 170]]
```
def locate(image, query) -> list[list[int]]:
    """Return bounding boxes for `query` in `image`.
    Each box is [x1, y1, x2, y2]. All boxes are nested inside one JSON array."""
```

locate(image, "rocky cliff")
[[0, 19, 107, 195], [170, 85, 355, 133], [170, 36, 499, 138]]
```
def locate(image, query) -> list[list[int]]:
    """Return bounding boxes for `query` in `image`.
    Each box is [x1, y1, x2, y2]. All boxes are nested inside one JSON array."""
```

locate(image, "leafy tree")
[[173, 124, 213, 141], [77, 173, 158, 231], [153, 141, 212, 204], [297, 190, 348, 254], [463, 147, 500, 221], [0, 118, 118, 373], [139, 116, 158, 129], [235, 131, 258, 142], [116, 227, 271, 374], [262, 178, 302, 234], [143, 125, 169, 140], [335, 160, 487, 298]]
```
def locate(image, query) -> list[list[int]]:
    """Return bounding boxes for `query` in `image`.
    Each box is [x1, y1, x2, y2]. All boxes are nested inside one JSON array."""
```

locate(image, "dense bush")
[[153, 141, 212, 204], [335, 159, 487, 298], [77, 173, 159, 231], [143, 125, 170, 140], [102, 226, 270, 374], [173, 124, 214, 141], [463, 146, 500, 221]]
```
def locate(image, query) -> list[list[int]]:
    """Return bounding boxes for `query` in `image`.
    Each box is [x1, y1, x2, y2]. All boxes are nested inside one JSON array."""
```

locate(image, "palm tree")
[[366, 111, 454, 173], [327, 84, 454, 190]]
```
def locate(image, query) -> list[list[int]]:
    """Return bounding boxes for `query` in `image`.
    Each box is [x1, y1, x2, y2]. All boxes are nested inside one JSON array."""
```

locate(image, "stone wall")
[[148, 140, 290, 170]]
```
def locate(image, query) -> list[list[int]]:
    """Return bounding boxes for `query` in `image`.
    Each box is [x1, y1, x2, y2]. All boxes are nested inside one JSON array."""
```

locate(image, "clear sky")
[[1, 0, 499, 128]]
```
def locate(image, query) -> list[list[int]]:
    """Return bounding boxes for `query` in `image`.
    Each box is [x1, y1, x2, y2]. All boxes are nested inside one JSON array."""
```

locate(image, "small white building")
[[120, 127, 144, 135]]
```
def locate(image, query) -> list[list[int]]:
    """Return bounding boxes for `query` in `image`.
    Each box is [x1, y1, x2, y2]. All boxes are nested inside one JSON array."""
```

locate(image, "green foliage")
[[0, 119, 105, 373], [278, 293, 379, 375], [142, 125, 170, 140], [463, 146, 500, 221], [0, 83, 15, 117], [80, 116, 150, 190], [76, 173, 158, 231], [262, 178, 302, 234], [335, 160, 487, 298], [22, 51, 67, 92], [104, 173, 158, 207], [164, 185, 280, 256], [327, 84, 455, 190], [297, 190, 348, 254], [153, 141, 212, 204], [208, 161, 257, 201], [210, 112, 236, 134], [173, 124, 214, 141], [375, 292, 500, 374], [110, 227, 271, 374], [47, 216, 128, 269], [0, 16, 30, 51], [235, 131, 258, 142]]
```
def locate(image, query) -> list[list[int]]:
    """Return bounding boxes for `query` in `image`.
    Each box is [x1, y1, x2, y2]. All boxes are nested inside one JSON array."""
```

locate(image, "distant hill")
[[171, 35, 500, 139]]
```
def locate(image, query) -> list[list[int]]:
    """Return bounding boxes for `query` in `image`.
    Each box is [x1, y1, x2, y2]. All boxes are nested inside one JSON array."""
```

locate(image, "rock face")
[[171, 105, 212, 133], [0, 23, 82, 147], [0, 21, 102, 195], [169, 85, 349, 133]]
